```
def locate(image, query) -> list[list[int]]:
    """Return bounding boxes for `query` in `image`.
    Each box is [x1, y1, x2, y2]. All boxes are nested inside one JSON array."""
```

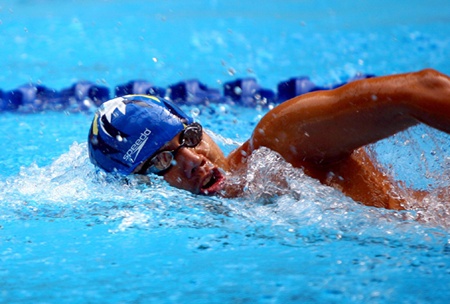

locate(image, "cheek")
[[162, 166, 194, 191], [163, 170, 183, 187], [208, 144, 225, 164], [202, 139, 222, 159], [198, 140, 211, 154]]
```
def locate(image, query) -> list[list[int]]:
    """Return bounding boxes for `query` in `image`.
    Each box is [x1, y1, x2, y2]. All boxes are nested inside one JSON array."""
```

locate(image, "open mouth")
[[200, 168, 224, 195]]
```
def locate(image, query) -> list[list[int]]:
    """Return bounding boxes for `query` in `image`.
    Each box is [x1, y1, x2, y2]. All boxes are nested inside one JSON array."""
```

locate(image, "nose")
[[176, 147, 206, 179]]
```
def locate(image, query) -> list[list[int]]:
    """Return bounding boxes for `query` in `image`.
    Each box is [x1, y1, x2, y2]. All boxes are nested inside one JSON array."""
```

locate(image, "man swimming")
[[88, 69, 450, 210]]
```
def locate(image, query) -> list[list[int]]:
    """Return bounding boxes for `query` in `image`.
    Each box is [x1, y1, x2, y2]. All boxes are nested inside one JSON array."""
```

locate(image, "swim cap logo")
[[99, 97, 127, 125], [123, 128, 152, 163]]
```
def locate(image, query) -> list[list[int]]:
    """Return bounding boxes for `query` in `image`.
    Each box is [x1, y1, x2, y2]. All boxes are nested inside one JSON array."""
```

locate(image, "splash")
[[0, 140, 449, 240], [367, 125, 450, 227]]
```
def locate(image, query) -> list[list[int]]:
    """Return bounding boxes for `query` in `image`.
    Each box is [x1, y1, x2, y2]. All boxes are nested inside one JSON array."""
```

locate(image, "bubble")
[[219, 105, 228, 113], [190, 108, 200, 118]]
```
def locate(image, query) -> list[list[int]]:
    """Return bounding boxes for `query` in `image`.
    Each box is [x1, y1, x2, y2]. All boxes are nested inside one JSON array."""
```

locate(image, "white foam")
[[1, 138, 449, 234]]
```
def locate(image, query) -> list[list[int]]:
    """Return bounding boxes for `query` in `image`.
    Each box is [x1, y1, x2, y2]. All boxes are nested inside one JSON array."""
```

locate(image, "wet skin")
[[151, 132, 230, 195], [141, 69, 450, 210]]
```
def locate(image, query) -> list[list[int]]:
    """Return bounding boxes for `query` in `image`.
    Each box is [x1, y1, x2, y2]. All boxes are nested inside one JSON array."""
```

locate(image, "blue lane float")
[[223, 78, 276, 107], [115, 80, 166, 99], [0, 73, 375, 113], [277, 76, 318, 102], [168, 79, 221, 105], [59, 81, 110, 112], [1, 84, 60, 112]]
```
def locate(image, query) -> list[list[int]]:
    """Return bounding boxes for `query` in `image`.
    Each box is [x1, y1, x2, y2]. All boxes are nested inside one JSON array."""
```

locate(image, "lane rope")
[[0, 73, 374, 113]]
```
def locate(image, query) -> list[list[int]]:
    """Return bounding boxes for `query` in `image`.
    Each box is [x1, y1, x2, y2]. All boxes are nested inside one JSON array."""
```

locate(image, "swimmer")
[[88, 69, 450, 210]]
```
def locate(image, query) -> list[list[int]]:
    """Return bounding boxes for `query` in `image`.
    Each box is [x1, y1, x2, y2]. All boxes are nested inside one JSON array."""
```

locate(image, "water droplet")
[[190, 108, 200, 117], [82, 98, 92, 108]]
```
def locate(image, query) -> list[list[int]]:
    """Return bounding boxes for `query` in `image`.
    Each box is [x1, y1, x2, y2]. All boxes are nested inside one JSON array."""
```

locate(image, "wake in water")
[[0, 136, 449, 237]]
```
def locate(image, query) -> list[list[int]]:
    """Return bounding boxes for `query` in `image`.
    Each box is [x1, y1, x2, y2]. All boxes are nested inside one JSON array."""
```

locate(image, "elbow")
[[415, 68, 449, 89]]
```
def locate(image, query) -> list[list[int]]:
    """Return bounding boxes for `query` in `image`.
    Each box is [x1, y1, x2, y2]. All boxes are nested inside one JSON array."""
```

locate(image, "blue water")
[[1, 0, 450, 303]]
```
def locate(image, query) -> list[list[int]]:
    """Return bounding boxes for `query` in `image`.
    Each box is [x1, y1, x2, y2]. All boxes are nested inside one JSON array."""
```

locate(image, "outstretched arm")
[[229, 69, 450, 170]]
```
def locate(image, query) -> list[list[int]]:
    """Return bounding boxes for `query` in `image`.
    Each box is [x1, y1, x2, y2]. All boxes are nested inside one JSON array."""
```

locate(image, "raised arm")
[[228, 69, 450, 170]]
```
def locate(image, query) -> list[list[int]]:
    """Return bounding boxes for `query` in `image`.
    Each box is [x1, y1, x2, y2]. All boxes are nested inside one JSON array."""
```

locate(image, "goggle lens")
[[143, 123, 203, 175]]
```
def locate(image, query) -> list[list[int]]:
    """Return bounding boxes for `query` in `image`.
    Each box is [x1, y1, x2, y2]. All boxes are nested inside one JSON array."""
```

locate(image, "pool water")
[[1, 0, 450, 303]]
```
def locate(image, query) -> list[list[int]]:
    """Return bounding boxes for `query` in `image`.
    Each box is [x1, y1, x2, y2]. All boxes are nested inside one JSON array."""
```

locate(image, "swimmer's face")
[[136, 130, 228, 195]]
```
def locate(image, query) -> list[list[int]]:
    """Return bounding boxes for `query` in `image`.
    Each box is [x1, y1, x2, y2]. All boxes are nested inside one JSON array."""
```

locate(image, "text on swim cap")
[[123, 128, 152, 163]]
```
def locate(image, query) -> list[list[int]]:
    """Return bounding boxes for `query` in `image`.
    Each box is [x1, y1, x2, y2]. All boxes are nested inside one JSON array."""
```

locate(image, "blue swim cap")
[[88, 95, 193, 174]]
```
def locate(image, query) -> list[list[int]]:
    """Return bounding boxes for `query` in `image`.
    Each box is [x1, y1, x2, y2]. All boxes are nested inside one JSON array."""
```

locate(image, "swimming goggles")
[[138, 122, 203, 175]]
